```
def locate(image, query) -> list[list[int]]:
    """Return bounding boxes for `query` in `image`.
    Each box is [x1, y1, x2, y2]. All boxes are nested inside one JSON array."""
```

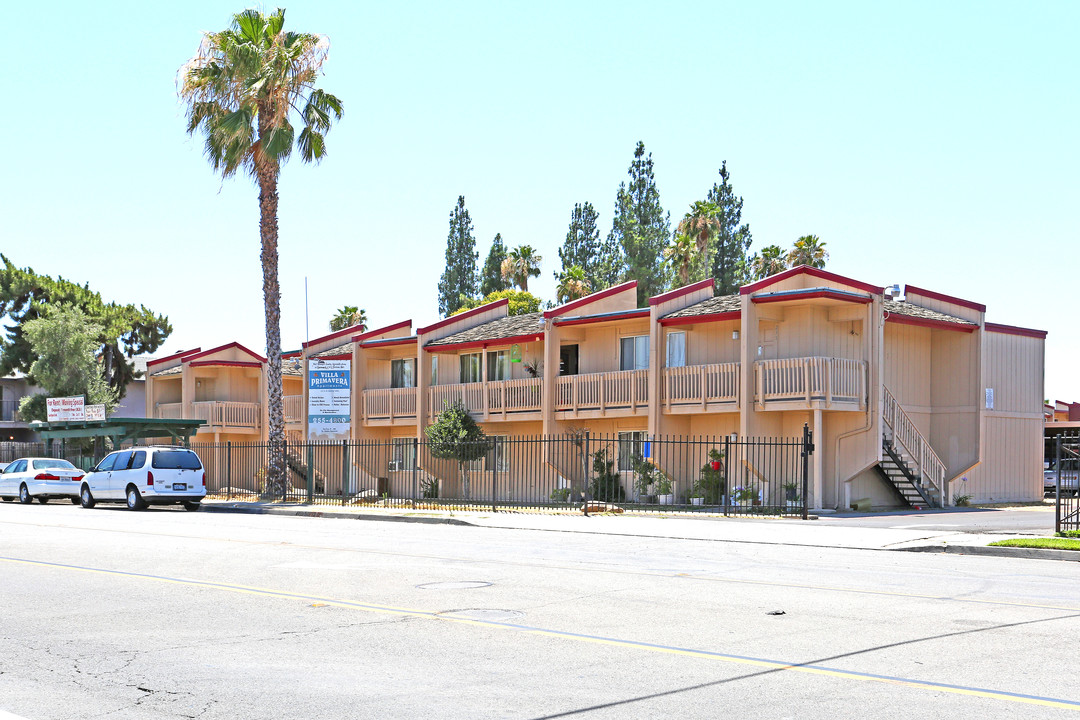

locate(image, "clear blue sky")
[[2, 1, 1076, 398]]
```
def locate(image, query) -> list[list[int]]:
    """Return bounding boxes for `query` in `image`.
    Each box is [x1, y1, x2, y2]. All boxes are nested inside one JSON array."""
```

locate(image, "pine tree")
[[607, 141, 670, 305], [480, 233, 509, 297], [557, 202, 601, 287], [437, 196, 479, 317], [706, 161, 754, 294]]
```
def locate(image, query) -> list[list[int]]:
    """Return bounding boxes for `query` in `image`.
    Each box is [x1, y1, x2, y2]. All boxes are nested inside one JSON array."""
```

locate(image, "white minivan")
[[80, 446, 206, 511]]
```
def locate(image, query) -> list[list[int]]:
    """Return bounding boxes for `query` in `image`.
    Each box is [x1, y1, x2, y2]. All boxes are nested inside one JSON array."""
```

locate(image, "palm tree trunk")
[[257, 165, 286, 498]]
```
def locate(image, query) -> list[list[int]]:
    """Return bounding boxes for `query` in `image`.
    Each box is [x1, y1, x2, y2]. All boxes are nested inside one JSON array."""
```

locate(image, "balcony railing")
[[364, 387, 418, 422], [284, 395, 303, 424], [155, 402, 184, 419], [428, 378, 542, 419], [193, 401, 261, 430], [554, 369, 649, 415], [754, 357, 866, 408], [663, 363, 740, 410]]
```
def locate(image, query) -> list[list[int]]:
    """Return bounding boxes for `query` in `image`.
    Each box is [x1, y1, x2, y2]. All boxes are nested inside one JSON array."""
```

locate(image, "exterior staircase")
[[877, 387, 947, 508]]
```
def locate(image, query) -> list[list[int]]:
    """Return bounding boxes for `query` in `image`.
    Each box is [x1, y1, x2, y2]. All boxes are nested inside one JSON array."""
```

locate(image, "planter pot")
[[710, 460, 722, 471], [690, 497, 704, 506], [637, 493, 654, 504], [658, 494, 675, 505]]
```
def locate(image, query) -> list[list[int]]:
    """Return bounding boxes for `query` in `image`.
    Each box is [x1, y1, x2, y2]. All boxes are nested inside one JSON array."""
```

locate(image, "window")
[[617, 431, 647, 472], [460, 353, 481, 383], [31, 459, 75, 470], [666, 332, 686, 368], [487, 351, 509, 381], [431, 356, 439, 385], [10, 459, 27, 474], [389, 438, 416, 472], [488, 436, 509, 472], [130, 451, 146, 469], [559, 344, 579, 376], [95, 455, 117, 472], [151, 450, 202, 470], [113, 451, 133, 470], [619, 335, 649, 371], [391, 358, 416, 389]]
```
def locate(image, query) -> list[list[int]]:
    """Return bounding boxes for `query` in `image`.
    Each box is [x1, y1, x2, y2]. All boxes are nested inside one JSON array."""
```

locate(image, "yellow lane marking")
[[2, 555, 1079, 711]]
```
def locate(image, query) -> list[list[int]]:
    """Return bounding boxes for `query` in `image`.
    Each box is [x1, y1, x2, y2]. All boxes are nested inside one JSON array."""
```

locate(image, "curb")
[[199, 503, 474, 527], [897, 544, 1080, 562]]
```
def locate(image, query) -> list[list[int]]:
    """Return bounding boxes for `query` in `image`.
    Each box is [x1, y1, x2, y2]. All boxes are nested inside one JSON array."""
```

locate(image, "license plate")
[[172, 483, 186, 491]]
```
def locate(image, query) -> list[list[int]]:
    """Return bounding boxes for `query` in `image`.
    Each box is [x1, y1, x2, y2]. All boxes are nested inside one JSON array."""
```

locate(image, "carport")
[[31, 418, 206, 463]]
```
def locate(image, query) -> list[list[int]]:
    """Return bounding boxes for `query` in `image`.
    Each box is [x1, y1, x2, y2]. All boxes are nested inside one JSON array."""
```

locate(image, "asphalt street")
[[1, 502, 1078, 719]]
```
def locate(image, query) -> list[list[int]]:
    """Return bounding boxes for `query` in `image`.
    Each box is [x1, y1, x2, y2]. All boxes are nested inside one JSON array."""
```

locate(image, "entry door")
[[107, 450, 133, 499], [757, 323, 778, 361], [560, 345, 579, 376]]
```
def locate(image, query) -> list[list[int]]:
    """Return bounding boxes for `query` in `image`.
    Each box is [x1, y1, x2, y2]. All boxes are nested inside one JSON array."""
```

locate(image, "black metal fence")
[[0, 442, 97, 471], [1054, 432, 1079, 533], [189, 427, 814, 517]]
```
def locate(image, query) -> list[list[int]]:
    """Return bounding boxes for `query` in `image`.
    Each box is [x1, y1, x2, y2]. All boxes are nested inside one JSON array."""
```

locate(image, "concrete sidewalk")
[[199, 499, 1073, 559]]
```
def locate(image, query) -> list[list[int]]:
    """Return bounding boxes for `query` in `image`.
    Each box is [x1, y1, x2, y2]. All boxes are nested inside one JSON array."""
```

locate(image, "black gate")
[[1055, 432, 1080, 533]]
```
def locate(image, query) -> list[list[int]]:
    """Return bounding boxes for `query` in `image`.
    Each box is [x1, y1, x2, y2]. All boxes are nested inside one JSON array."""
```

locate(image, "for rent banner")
[[308, 359, 351, 440]]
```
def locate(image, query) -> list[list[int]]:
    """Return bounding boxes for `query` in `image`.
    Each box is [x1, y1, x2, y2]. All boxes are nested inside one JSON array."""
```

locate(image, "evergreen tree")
[[480, 233, 509, 297], [607, 141, 670, 305], [437, 196, 478, 317], [557, 202, 601, 286], [706, 161, 754, 294]]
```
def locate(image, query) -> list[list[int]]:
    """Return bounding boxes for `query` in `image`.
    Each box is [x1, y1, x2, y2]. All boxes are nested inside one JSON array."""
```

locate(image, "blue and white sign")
[[308, 359, 351, 440]]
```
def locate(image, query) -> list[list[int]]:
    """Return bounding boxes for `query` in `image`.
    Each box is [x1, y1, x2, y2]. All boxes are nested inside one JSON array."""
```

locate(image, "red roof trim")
[[182, 342, 268, 364], [359, 337, 418, 349], [544, 281, 637, 319], [310, 353, 353, 362], [904, 285, 986, 313], [659, 310, 742, 327], [417, 299, 510, 336], [302, 322, 370, 349], [885, 314, 976, 333], [424, 333, 544, 353], [552, 308, 650, 327], [187, 360, 263, 369], [648, 279, 714, 306], [984, 322, 1047, 339], [740, 265, 884, 296], [281, 351, 302, 359], [350, 319, 412, 343], [147, 348, 201, 368], [752, 289, 873, 305]]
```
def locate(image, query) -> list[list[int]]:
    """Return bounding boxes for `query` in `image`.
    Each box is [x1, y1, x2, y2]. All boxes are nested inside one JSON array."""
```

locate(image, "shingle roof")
[[884, 299, 974, 326], [150, 365, 183, 377], [426, 313, 545, 348], [662, 294, 741, 320], [312, 341, 352, 359], [282, 357, 303, 377]]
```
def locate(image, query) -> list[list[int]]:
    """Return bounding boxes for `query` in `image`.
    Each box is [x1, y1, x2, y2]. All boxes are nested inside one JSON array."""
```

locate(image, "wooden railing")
[[428, 378, 542, 418], [882, 386, 946, 503], [284, 395, 303, 424], [754, 357, 866, 407], [192, 401, 261, 430], [554, 369, 649, 414], [663, 363, 740, 409], [363, 387, 418, 421], [155, 402, 183, 420]]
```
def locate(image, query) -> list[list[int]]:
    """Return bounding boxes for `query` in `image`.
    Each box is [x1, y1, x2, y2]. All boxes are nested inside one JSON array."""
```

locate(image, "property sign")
[[308, 359, 351, 441], [46, 396, 85, 422], [85, 404, 106, 422]]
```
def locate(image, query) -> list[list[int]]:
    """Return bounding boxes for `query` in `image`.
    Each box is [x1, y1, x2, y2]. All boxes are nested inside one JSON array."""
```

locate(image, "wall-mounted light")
[[732, 331, 739, 340]]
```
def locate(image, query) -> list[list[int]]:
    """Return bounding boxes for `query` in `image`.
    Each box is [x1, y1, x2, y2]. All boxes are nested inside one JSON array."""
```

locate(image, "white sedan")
[[0, 457, 86, 504]]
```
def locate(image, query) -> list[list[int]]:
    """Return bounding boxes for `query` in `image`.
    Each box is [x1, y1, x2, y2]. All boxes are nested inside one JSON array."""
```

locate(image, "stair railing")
[[882, 386, 947, 504]]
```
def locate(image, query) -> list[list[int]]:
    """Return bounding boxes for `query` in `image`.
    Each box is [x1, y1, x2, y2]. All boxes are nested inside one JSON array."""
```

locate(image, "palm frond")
[[297, 126, 326, 163]]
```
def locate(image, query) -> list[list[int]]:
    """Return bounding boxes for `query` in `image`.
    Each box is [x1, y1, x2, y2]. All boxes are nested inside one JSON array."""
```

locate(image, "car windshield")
[[151, 451, 202, 470], [32, 459, 76, 470]]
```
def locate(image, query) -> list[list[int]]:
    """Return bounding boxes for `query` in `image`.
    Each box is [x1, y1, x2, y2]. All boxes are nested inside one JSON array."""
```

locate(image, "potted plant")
[[692, 449, 725, 505], [632, 454, 656, 503], [783, 481, 801, 508], [550, 487, 571, 503], [655, 474, 675, 505], [733, 486, 759, 507]]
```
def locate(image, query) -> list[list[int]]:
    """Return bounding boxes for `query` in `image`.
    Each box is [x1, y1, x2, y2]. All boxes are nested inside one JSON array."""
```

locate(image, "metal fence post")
[[226, 442, 231, 497], [1056, 434, 1062, 534], [583, 432, 591, 517], [491, 442, 497, 513], [802, 423, 813, 521], [723, 435, 730, 517], [342, 440, 349, 507], [306, 443, 314, 504]]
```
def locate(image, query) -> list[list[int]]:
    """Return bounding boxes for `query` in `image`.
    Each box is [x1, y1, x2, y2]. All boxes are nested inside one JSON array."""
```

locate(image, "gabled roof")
[[181, 342, 268, 364], [426, 313, 545, 349], [661, 294, 741, 320], [883, 299, 975, 328]]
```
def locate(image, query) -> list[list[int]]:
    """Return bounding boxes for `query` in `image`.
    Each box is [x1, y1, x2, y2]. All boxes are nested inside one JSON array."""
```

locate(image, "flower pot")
[[690, 497, 704, 506], [710, 460, 721, 471], [658, 494, 674, 505]]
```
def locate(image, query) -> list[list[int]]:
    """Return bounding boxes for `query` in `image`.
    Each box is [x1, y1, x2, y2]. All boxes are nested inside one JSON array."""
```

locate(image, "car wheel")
[[18, 484, 32, 504], [37, 497, 49, 504], [126, 486, 146, 511], [182, 501, 201, 512], [70, 497, 81, 505], [80, 485, 96, 509]]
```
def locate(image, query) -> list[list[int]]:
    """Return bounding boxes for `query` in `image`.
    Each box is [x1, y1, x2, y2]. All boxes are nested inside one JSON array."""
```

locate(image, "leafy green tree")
[[607, 141, 670, 305], [501, 245, 542, 292], [329, 306, 367, 332], [180, 8, 343, 493], [748, 245, 789, 281], [425, 400, 491, 499], [0, 255, 171, 397], [665, 200, 722, 287], [555, 265, 591, 304], [480, 233, 509, 296], [787, 235, 829, 268], [453, 289, 541, 317], [437, 196, 478, 316], [706, 161, 753, 294], [662, 233, 699, 287], [557, 202, 602, 287], [17, 306, 119, 423]]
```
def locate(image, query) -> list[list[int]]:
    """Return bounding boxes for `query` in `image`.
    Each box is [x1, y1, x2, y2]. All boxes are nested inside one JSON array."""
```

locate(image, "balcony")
[[428, 378, 543, 421], [662, 363, 740, 413], [193, 401, 262, 432], [155, 402, 184, 419], [0, 400, 23, 423], [363, 387, 418, 424], [284, 394, 303, 424], [754, 357, 866, 411], [554, 369, 648, 418]]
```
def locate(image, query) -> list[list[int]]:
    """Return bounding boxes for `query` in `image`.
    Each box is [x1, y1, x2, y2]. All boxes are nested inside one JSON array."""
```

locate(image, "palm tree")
[[662, 233, 698, 286], [677, 200, 722, 258], [787, 235, 829, 269], [329, 306, 367, 332], [556, 265, 591, 303], [749, 245, 789, 281], [180, 9, 343, 494], [501, 245, 542, 292]]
